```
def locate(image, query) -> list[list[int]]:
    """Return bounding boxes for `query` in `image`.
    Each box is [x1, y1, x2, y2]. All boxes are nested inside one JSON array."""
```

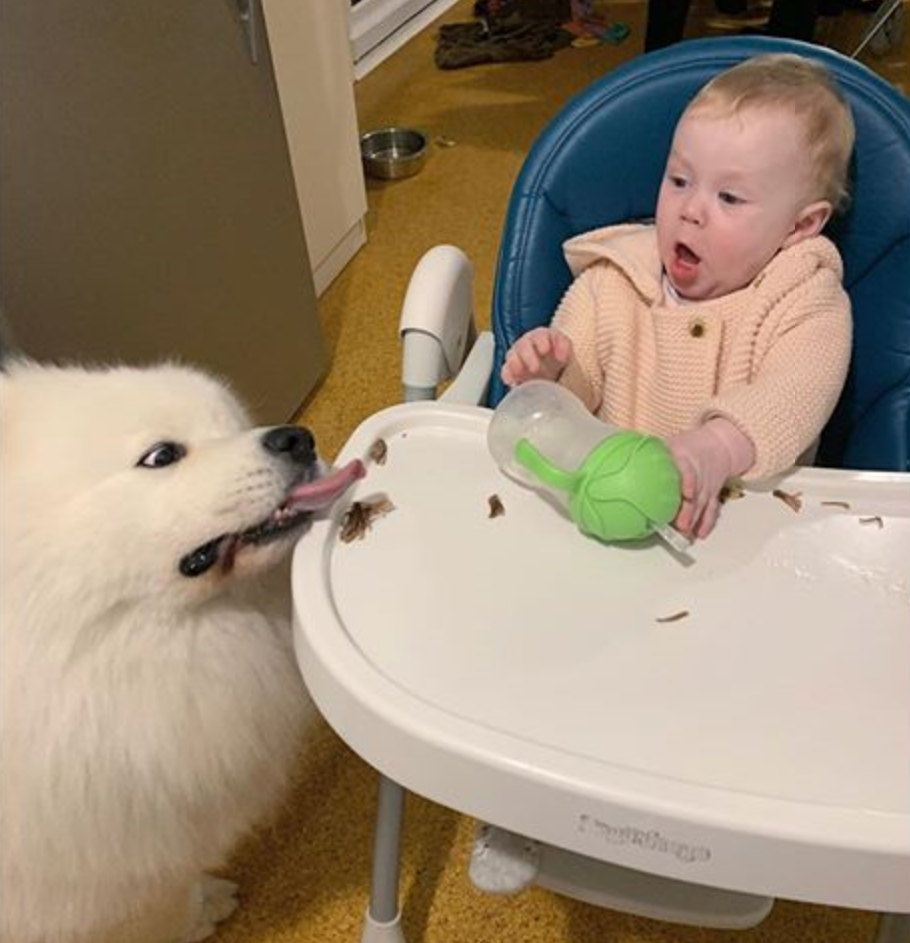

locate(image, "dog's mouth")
[[179, 459, 365, 578]]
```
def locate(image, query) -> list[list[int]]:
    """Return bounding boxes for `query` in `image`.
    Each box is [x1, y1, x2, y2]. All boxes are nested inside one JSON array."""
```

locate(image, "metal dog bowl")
[[360, 127, 427, 181]]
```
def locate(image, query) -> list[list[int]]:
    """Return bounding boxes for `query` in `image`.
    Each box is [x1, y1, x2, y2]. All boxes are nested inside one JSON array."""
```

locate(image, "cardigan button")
[[689, 319, 706, 338]]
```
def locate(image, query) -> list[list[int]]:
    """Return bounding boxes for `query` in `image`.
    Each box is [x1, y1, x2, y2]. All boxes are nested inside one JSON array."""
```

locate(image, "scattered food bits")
[[656, 610, 690, 623], [772, 489, 803, 512], [488, 494, 505, 519], [368, 438, 388, 465], [720, 482, 745, 503], [434, 135, 457, 148], [859, 515, 884, 528], [821, 500, 851, 509], [340, 497, 395, 543]]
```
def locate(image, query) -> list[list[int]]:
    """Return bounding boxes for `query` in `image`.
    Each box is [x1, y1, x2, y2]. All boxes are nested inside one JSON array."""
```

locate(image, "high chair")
[[292, 37, 910, 943]]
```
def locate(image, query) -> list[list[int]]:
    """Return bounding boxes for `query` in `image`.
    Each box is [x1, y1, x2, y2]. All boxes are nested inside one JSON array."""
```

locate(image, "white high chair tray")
[[292, 401, 910, 912]]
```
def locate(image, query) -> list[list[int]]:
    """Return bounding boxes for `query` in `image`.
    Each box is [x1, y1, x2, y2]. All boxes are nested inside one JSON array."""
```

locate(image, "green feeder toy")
[[487, 380, 689, 553]]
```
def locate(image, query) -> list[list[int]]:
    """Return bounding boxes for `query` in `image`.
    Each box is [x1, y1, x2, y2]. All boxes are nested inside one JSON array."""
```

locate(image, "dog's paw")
[[468, 823, 540, 895], [178, 877, 239, 943]]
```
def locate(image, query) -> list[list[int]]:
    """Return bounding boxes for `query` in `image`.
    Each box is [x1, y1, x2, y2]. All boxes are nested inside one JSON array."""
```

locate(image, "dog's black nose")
[[262, 425, 316, 464]]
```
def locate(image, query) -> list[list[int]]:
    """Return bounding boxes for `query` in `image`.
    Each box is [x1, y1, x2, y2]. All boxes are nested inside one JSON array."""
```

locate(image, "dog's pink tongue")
[[288, 459, 366, 511]]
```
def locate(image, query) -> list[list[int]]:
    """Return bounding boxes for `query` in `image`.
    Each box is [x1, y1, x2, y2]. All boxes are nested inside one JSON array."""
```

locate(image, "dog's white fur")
[[0, 361, 321, 943]]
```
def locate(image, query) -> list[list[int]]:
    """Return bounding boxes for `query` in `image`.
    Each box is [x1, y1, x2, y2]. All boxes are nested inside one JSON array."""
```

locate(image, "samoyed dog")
[[0, 359, 364, 943]]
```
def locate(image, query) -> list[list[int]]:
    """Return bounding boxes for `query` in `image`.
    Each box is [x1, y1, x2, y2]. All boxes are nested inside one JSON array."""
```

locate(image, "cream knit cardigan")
[[552, 224, 852, 478]]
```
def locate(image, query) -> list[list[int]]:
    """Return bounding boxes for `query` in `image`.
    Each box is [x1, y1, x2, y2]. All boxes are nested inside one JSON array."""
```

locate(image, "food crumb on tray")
[[719, 482, 745, 503], [339, 497, 395, 543], [859, 515, 884, 528], [368, 438, 388, 465], [772, 489, 802, 512], [656, 610, 690, 623]]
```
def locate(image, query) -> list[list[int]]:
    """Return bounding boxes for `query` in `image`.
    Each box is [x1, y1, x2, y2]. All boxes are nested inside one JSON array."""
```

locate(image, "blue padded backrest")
[[489, 37, 910, 473]]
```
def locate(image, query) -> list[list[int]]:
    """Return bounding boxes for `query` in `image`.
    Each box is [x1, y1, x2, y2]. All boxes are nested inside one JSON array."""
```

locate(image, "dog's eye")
[[137, 441, 186, 468]]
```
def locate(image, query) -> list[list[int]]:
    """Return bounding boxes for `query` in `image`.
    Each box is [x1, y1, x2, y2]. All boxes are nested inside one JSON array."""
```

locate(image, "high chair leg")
[[361, 775, 407, 943]]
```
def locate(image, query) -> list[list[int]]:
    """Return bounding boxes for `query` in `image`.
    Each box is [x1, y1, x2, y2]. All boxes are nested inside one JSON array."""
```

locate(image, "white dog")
[[0, 359, 364, 943]]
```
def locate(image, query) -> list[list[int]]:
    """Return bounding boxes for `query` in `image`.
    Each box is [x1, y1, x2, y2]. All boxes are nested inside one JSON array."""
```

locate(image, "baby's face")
[[655, 107, 818, 301]]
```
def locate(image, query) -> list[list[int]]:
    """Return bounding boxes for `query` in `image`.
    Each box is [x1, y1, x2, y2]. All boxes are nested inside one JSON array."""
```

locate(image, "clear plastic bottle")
[[488, 381, 690, 555]]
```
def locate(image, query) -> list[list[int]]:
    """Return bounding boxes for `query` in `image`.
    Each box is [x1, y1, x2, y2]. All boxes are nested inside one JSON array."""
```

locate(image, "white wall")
[[349, 0, 460, 78], [262, 0, 368, 295]]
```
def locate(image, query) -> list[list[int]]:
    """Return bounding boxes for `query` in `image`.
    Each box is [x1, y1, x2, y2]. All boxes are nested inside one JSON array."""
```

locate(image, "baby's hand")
[[666, 419, 755, 539], [501, 328, 573, 387]]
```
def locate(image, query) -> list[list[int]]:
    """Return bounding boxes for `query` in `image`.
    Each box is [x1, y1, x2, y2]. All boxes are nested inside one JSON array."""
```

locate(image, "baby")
[[500, 52, 855, 540], [473, 52, 856, 896]]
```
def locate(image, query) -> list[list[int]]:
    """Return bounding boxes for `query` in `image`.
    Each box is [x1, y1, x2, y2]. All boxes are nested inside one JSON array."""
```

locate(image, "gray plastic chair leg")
[[367, 775, 406, 923], [874, 913, 910, 943]]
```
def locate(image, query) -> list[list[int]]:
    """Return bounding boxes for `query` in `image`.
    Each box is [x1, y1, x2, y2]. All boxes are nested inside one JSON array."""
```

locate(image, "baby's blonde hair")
[[684, 53, 856, 213]]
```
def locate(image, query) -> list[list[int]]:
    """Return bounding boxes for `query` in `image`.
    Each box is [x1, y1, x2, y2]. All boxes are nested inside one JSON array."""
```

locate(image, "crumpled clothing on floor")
[[565, 0, 631, 43], [435, 0, 574, 69]]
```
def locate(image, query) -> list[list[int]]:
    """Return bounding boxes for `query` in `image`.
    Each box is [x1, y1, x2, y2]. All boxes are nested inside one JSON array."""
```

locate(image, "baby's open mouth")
[[676, 242, 700, 264], [669, 241, 701, 287], [179, 459, 366, 578]]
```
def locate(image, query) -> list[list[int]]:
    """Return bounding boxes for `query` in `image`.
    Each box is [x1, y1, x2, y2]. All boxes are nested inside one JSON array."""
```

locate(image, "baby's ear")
[[782, 200, 833, 248]]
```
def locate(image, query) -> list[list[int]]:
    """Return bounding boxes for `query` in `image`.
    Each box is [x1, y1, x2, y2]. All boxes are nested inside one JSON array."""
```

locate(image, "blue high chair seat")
[[486, 36, 910, 473]]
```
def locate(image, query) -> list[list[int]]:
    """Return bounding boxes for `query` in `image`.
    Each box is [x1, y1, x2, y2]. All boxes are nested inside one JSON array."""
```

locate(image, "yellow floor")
[[220, 4, 908, 941]]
